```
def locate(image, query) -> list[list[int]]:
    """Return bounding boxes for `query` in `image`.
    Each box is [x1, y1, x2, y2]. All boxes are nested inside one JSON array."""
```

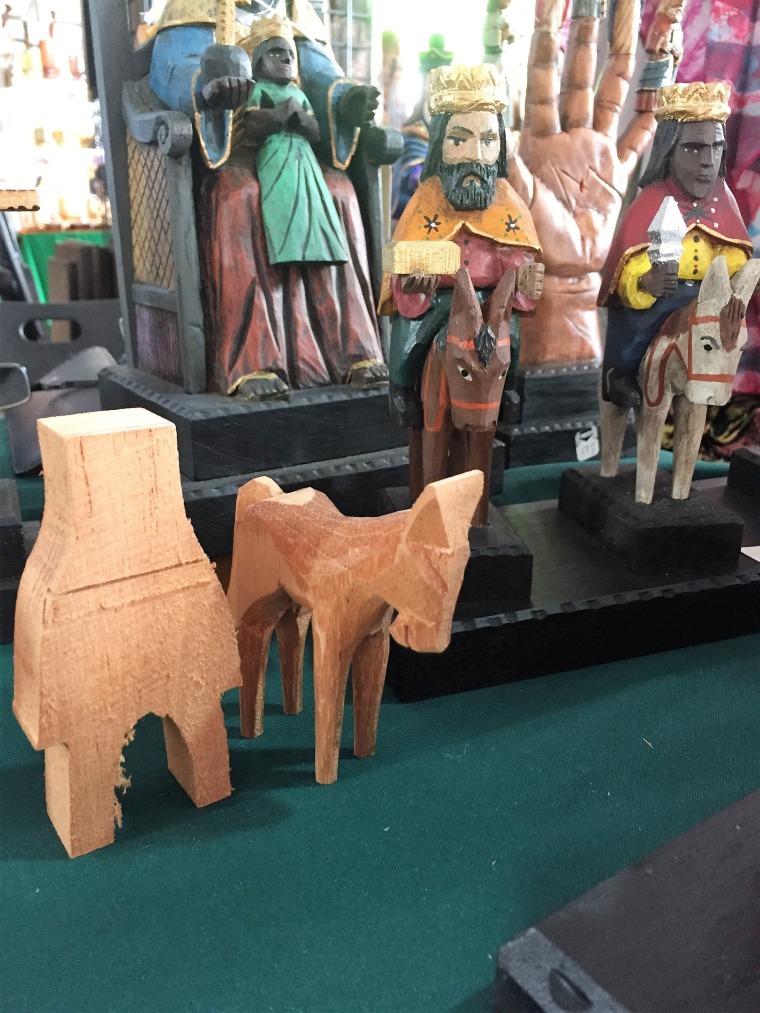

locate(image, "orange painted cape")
[[379, 176, 541, 314]]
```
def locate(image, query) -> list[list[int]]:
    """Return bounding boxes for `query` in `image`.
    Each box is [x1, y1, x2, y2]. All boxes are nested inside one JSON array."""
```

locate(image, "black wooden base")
[[728, 446, 760, 500], [499, 363, 636, 468], [378, 489, 533, 607], [183, 444, 507, 559], [495, 786, 760, 1012], [98, 366, 406, 481], [559, 466, 744, 575], [385, 477, 760, 701]]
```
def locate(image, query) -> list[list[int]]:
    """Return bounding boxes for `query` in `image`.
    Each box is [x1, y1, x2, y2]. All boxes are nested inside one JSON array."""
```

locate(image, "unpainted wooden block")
[[13, 407, 241, 857]]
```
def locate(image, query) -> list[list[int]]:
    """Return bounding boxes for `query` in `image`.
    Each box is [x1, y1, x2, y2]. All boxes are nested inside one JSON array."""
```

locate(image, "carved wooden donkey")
[[227, 470, 483, 784], [600, 256, 760, 503], [13, 409, 241, 857], [411, 266, 516, 526]]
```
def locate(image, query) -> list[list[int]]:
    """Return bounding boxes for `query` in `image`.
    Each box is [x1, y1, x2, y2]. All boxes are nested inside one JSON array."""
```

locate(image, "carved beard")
[[439, 160, 498, 211]]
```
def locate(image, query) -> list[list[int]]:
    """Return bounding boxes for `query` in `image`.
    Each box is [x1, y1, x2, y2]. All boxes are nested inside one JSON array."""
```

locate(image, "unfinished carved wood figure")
[[227, 471, 483, 784], [13, 408, 241, 857]]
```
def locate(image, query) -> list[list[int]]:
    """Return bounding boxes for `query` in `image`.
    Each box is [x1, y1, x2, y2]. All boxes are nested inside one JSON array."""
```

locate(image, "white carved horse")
[[600, 255, 760, 504]]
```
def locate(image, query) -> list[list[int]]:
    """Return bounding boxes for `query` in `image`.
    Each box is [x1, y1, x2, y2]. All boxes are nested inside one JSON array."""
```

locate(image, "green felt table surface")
[[2, 426, 757, 1013]]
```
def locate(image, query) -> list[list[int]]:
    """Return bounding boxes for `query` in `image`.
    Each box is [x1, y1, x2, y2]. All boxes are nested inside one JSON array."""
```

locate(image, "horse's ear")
[[699, 255, 731, 307], [730, 257, 760, 306], [485, 269, 516, 339], [406, 471, 484, 548], [448, 266, 482, 341]]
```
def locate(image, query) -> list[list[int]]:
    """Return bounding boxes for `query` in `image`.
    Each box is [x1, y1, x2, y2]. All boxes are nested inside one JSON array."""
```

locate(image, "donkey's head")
[[426, 267, 515, 432], [685, 256, 760, 404], [371, 471, 483, 654]]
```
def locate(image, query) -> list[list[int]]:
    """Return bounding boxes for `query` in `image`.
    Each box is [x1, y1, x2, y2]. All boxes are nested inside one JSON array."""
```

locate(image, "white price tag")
[[575, 423, 600, 462]]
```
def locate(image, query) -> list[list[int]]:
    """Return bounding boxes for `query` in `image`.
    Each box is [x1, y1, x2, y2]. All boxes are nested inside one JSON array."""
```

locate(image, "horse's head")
[[371, 471, 483, 653], [685, 256, 760, 404], [428, 266, 515, 432]]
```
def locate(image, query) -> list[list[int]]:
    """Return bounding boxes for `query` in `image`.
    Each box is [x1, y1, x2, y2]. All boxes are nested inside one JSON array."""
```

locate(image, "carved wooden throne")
[[85, 1, 417, 553]]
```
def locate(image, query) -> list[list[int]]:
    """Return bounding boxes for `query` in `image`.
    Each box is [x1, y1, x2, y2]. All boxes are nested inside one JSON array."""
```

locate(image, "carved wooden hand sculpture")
[[509, 0, 673, 364]]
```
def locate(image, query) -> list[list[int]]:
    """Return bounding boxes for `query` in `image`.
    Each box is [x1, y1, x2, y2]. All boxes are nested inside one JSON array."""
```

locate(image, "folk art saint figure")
[[149, 0, 388, 400], [379, 64, 545, 428], [243, 21, 347, 266], [598, 81, 753, 410]]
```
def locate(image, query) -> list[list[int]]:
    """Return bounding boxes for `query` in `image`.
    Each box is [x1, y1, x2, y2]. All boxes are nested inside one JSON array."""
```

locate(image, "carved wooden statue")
[[601, 255, 760, 503], [598, 81, 759, 503], [411, 265, 517, 526], [13, 409, 241, 857], [227, 471, 483, 784]]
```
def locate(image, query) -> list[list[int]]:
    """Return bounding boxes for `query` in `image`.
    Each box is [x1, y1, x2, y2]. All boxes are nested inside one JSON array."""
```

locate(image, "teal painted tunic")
[[249, 81, 347, 265]]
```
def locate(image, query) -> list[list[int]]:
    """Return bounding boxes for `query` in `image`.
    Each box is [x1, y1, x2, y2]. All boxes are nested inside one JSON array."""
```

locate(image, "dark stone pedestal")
[[495, 786, 760, 1012], [378, 487, 533, 607], [559, 465, 744, 575]]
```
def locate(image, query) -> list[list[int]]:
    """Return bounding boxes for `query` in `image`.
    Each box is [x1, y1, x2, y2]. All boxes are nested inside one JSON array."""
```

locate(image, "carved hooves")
[[234, 373, 291, 402], [347, 359, 389, 391]]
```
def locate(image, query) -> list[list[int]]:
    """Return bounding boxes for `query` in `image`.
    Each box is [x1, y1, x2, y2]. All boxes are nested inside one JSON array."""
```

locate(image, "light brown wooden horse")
[[601, 256, 760, 504], [409, 266, 516, 526], [227, 470, 482, 784]]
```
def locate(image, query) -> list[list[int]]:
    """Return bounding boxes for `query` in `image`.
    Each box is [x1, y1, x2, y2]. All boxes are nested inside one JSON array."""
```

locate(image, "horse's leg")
[[237, 619, 276, 738], [408, 427, 424, 502], [635, 399, 670, 504], [599, 398, 629, 478], [351, 617, 391, 760], [274, 606, 311, 715], [671, 397, 707, 500], [466, 429, 496, 526], [421, 417, 453, 490], [311, 611, 352, 784], [448, 428, 468, 478]]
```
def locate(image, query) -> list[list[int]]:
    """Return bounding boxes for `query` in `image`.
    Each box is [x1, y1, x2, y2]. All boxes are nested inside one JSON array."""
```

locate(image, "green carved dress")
[[249, 81, 348, 265]]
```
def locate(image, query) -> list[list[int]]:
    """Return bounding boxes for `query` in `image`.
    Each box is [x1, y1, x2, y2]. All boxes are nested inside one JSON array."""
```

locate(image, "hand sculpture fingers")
[[202, 76, 253, 110], [560, 9, 599, 131]]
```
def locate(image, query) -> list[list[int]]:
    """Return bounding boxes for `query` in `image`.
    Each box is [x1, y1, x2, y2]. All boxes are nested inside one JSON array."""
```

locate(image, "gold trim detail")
[[326, 78, 360, 171], [656, 82, 731, 122], [191, 68, 233, 169]]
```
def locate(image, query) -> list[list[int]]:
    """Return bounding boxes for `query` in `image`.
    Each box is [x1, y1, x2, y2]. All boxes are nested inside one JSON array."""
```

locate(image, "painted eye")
[[448, 137, 462, 146], [457, 366, 473, 381], [499, 370, 507, 379], [701, 341, 713, 352]]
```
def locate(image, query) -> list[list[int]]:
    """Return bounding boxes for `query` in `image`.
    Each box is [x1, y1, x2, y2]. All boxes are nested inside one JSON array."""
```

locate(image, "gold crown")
[[428, 64, 507, 115], [656, 81, 731, 123], [246, 13, 295, 54]]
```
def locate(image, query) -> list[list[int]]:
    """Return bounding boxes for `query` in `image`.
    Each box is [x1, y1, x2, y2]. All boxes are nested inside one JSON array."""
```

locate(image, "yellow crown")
[[428, 64, 507, 115], [246, 13, 295, 55], [655, 81, 731, 123]]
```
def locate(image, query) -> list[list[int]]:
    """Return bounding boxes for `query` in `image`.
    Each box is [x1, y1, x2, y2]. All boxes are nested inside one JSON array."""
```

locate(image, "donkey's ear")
[[406, 471, 484, 548], [449, 266, 482, 342], [730, 257, 760, 306], [485, 269, 516, 339], [699, 255, 731, 307]]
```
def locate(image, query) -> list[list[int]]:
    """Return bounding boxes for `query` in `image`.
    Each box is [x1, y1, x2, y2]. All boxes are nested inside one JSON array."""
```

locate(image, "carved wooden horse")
[[409, 266, 516, 526], [227, 470, 483, 784], [601, 256, 760, 504]]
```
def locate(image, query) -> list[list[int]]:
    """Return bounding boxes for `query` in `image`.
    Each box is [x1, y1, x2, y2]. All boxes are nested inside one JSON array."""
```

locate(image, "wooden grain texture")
[[227, 471, 482, 784], [13, 408, 241, 857], [382, 240, 461, 276]]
